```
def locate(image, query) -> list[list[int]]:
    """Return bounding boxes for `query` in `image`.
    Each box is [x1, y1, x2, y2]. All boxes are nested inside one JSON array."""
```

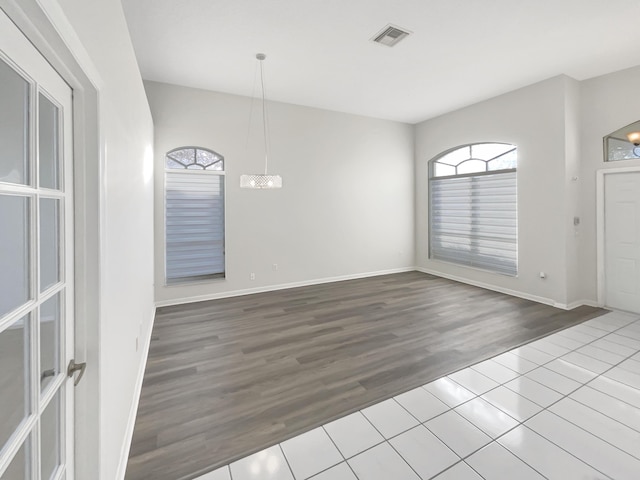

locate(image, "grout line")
[[415, 315, 640, 478], [277, 444, 297, 480], [479, 318, 640, 478]]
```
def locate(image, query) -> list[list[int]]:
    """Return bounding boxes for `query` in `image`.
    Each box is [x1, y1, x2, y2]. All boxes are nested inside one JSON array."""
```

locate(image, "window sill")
[[165, 273, 225, 287]]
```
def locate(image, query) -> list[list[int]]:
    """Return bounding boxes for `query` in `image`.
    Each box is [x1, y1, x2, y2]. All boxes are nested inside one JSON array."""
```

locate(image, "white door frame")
[[596, 165, 640, 308], [0, 0, 104, 478]]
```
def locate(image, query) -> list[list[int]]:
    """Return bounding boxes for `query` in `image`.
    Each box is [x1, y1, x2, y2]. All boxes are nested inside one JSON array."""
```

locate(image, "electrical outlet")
[[272, 263, 278, 271], [250, 272, 255, 280]]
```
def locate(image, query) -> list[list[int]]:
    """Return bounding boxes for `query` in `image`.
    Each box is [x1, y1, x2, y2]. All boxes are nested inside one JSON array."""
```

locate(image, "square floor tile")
[[389, 425, 459, 479], [589, 375, 640, 407], [499, 426, 603, 480], [591, 338, 638, 357], [570, 385, 640, 433], [482, 386, 542, 422], [576, 344, 626, 365], [582, 315, 626, 332], [561, 351, 611, 375], [193, 465, 231, 480], [394, 386, 449, 422], [616, 327, 640, 342], [547, 333, 585, 349], [504, 376, 563, 407], [526, 339, 571, 357], [308, 463, 356, 480], [556, 328, 598, 344], [492, 351, 538, 374], [448, 368, 499, 395], [526, 410, 640, 480], [323, 412, 384, 459], [348, 442, 420, 480], [619, 358, 640, 375], [510, 345, 555, 365], [582, 318, 622, 333], [571, 324, 609, 339], [454, 397, 518, 438], [604, 366, 640, 389], [281, 428, 343, 479], [544, 358, 597, 383], [230, 446, 294, 480], [471, 359, 520, 384], [467, 442, 544, 480], [550, 398, 640, 459], [606, 333, 640, 350], [361, 399, 418, 439], [425, 410, 491, 458], [423, 377, 476, 407], [432, 462, 483, 480], [524, 367, 581, 395]]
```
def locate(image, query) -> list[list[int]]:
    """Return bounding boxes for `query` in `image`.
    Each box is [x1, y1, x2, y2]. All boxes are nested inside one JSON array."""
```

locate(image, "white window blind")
[[430, 171, 517, 276], [165, 171, 224, 282]]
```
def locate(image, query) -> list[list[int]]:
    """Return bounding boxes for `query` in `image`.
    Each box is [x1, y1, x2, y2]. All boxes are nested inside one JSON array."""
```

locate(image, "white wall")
[[145, 81, 415, 306], [579, 65, 640, 303], [46, 0, 156, 479], [415, 76, 577, 307]]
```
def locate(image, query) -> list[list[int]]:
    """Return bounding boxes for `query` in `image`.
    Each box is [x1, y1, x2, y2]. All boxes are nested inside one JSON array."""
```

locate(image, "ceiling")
[[121, 0, 640, 124]]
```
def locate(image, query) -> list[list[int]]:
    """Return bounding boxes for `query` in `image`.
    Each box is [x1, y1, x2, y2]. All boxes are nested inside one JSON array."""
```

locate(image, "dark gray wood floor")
[[125, 271, 605, 480]]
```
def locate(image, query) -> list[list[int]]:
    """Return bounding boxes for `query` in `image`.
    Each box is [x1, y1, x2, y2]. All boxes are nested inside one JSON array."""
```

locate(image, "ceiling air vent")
[[372, 24, 411, 47]]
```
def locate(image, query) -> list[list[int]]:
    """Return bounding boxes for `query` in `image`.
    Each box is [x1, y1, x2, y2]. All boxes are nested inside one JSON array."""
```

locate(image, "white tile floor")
[[195, 311, 640, 480]]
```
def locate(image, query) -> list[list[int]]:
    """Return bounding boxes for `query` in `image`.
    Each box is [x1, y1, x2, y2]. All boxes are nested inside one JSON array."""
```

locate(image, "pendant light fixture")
[[240, 53, 283, 189]]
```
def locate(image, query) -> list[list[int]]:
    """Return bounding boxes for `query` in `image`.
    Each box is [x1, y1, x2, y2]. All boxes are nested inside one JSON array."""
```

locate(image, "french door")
[[0, 9, 74, 480]]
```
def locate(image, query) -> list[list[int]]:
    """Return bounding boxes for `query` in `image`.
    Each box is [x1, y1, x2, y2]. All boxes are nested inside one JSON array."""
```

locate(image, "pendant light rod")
[[257, 53, 269, 175], [240, 52, 282, 189]]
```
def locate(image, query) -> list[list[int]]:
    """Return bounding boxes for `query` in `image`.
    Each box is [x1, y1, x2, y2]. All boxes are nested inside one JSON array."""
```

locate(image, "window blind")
[[165, 171, 224, 282], [430, 171, 517, 276]]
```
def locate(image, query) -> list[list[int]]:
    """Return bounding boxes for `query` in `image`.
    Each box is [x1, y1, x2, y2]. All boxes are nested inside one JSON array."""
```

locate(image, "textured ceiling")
[[121, 0, 640, 123]]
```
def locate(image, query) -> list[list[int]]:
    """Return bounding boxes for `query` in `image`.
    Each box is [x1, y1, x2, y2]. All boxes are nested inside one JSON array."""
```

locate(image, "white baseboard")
[[155, 267, 415, 308], [116, 306, 157, 480], [416, 267, 598, 310], [564, 299, 603, 310]]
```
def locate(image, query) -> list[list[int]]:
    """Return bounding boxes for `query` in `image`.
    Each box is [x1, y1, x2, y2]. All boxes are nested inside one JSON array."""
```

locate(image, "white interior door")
[[604, 171, 640, 313], [0, 9, 74, 480]]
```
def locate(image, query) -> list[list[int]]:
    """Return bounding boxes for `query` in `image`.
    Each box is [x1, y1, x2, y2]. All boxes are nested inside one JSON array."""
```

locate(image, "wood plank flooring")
[[125, 272, 606, 480]]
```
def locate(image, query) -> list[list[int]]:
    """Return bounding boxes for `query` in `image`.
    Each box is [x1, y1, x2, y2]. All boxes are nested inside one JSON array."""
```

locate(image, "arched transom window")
[[429, 142, 518, 276], [164, 147, 225, 284], [431, 143, 517, 177], [166, 147, 224, 170]]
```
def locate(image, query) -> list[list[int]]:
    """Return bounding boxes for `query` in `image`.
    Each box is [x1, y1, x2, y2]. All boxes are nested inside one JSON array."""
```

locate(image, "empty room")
[[2, 1, 640, 480]]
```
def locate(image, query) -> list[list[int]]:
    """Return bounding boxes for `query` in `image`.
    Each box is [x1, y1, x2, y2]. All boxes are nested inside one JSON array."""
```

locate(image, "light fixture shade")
[[627, 131, 640, 145], [240, 174, 283, 189]]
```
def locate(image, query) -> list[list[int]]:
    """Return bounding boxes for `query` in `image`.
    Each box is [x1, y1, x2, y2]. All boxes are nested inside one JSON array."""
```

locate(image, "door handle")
[[67, 359, 86, 386], [41, 369, 56, 381]]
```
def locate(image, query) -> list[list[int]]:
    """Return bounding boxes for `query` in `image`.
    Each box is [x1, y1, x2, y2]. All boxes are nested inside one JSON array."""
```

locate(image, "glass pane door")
[[0, 9, 74, 479]]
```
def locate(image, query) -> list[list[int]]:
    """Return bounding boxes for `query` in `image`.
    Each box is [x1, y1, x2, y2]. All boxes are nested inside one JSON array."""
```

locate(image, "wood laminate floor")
[[125, 272, 606, 480]]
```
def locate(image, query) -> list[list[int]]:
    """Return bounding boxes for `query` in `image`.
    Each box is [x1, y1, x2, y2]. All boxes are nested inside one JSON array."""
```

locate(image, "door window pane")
[[41, 392, 61, 480], [0, 315, 29, 454], [40, 293, 60, 393], [38, 94, 60, 190], [2, 436, 29, 480], [0, 195, 30, 318], [39, 198, 60, 292], [0, 59, 30, 185]]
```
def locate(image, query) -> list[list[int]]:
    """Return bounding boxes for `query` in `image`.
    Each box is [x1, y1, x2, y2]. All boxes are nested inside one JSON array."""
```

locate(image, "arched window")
[[165, 147, 225, 284], [429, 143, 518, 276]]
